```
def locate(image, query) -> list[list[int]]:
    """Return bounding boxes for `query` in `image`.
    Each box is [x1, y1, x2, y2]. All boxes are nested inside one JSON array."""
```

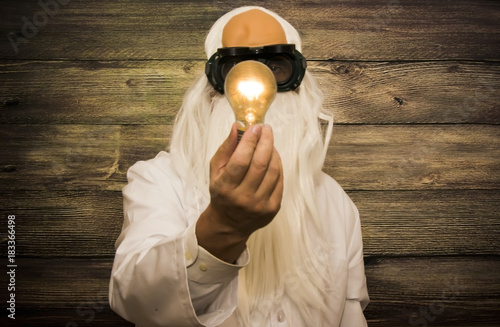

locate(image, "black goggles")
[[205, 44, 307, 94]]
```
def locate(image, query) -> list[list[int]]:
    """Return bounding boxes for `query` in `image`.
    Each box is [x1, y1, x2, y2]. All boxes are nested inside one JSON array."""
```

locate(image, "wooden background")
[[1, 0, 499, 326]]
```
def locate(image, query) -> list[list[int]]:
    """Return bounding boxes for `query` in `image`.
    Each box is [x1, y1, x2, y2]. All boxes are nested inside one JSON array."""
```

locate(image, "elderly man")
[[109, 6, 369, 327]]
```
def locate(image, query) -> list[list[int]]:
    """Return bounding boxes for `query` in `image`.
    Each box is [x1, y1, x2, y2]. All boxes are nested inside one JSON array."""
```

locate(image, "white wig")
[[169, 6, 334, 326]]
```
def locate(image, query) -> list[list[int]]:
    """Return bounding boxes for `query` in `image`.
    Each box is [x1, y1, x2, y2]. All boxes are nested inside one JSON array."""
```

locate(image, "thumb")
[[210, 123, 238, 173]]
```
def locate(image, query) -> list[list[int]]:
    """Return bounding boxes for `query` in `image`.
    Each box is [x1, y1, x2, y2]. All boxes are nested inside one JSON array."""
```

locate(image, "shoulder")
[[127, 151, 177, 182], [124, 151, 185, 196], [316, 172, 355, 209]]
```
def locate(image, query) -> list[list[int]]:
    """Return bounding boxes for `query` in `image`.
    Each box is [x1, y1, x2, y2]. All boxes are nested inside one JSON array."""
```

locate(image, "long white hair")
[[169, 6, 334, 326]]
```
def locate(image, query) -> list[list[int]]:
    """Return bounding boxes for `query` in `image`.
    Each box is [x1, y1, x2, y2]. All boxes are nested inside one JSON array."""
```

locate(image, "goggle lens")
[[266, 55, 293, 83], [220, 56, 294, 83], [221, 57, 242, 79]]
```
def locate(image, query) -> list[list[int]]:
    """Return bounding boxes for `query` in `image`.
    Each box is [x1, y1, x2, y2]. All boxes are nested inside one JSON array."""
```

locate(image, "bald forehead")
[[222, 9, 287, 47]]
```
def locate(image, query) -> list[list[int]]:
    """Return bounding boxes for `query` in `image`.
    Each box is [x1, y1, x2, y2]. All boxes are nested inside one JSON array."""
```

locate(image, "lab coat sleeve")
[[109, 154, 245, 327], [340, 193, 370, 327]]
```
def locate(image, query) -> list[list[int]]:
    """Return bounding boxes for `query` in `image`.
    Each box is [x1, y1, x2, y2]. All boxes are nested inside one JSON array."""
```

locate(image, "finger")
[[255, 147, 283, 200], [210, 123, 238, 174], [223, 124, 263, 186], [240, 124, 274, 192]]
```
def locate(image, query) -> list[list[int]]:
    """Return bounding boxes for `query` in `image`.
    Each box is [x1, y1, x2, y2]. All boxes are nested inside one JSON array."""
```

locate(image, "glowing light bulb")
[[224, 61, 277, 139]]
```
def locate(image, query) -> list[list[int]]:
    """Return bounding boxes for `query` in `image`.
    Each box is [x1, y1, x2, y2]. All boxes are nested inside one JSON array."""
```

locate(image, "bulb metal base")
[[237, 129, 245, 142]]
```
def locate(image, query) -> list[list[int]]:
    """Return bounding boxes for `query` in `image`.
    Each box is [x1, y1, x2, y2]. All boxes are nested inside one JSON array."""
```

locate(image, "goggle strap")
[[318, 110, 334, 163]]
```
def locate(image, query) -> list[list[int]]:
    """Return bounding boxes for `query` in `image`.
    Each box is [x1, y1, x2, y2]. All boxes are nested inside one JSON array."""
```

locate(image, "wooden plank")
[[0, 124, 169, 191], [0, 190, 123, 257], [0, 256, 498, 326], [326, 124, 500, 191], [313, 61, 500, 125], [0, 0, 498, 60], [0, 189, 498, 257], [363, 256, 500, 326], [1, 60, 498, 124], [349, 190, 500, 257], [298, 0, 500, 61], [0, 60, 195, 125], [1, 124, 498, 191]]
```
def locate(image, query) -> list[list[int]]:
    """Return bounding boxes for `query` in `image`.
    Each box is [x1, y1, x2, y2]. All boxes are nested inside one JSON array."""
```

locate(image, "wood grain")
[[1, 60, 498, 124], [0, 0, 498, 60], [0, 189, 498, 257], [0, 257, 498, 326], [1, 124, 498, 191], [364, 256, 500, 326]]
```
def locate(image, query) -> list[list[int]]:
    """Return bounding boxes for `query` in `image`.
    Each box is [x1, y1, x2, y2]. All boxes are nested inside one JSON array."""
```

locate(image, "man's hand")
[[196, 123, 284, 263]]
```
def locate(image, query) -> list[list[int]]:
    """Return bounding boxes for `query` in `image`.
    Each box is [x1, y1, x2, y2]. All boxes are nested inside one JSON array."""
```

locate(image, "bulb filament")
[[237, 80, 264, 99]]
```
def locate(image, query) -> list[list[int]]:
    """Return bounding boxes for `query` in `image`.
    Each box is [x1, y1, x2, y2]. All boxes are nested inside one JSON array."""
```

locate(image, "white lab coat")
[[109, 151, 369, 326]]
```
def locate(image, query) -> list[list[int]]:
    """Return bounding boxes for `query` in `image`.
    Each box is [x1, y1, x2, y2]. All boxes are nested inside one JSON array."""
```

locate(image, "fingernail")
[[252, 124, 262, 134], [263, 124, 272, 131]]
